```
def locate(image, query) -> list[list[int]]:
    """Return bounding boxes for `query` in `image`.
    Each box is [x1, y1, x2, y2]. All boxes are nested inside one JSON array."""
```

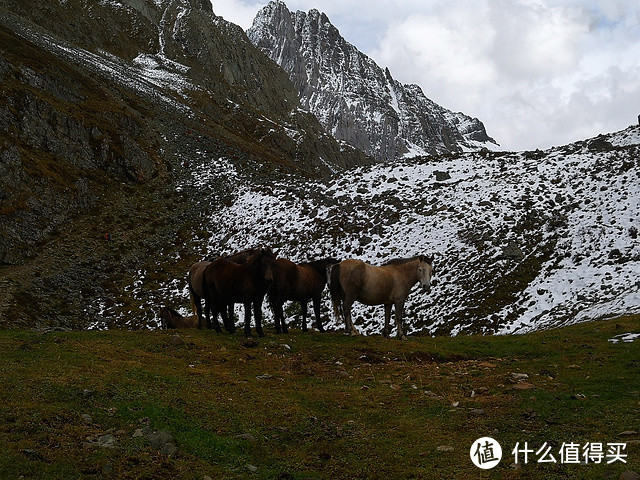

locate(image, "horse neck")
[[245, 254, 263, 275], [393, 258, 421, 287], [305, 259, 328, 275], [226, 248, 255, 264]]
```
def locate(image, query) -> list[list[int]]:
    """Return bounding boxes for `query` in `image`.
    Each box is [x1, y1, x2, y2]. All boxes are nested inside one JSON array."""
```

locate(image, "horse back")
[[205, 258, 259, 302], [340, 259, 396, 305], [272, 258, 306, 300]]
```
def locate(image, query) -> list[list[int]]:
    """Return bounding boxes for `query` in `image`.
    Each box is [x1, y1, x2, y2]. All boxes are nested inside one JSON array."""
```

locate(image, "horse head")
[[257, 247, 277, 284], [417, 255, 435, 294]]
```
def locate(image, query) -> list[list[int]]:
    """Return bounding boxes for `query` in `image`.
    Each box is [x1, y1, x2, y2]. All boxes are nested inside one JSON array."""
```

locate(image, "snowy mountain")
[[1, 0, 637, 336], [151, 125, 639, 336], [247, 1, 499, 162]]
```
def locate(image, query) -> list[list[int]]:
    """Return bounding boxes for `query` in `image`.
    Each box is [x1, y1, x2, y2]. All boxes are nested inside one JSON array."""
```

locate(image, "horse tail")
[[328, 263, 344, 323], [187, 269, 199, 316], [188, 272, 198, 316], [189, 290, 197, 316]]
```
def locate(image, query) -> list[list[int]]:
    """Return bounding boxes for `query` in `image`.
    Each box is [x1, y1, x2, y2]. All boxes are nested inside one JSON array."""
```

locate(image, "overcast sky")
[[213, 0, 640, 151]]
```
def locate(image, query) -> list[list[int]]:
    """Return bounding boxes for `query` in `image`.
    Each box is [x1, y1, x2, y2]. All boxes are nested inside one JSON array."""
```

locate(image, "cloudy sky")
[[213, 0, 640, 151]]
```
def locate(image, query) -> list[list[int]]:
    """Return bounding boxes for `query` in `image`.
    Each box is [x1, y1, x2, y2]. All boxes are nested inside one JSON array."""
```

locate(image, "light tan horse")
[[158, 306, 198, 329], [329, 256, 434, 338]]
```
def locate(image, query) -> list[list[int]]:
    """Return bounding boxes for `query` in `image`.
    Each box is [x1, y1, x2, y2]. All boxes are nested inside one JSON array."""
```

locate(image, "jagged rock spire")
[[248, 1, 498, 160]]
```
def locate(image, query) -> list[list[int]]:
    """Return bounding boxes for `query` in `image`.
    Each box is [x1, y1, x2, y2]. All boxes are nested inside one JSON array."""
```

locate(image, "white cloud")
[[214, 0, 640, 151], [213, 0, 266, 28], [370, 0, 640, 150]]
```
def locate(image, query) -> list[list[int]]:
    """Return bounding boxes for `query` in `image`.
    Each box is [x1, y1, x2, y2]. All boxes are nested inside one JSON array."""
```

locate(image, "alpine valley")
[[0, 0, 638, 336]]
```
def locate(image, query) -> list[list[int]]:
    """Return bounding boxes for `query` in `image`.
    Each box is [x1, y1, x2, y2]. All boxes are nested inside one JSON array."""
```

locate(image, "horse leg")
[[253, 300, 265, 338], [195, 296, 204, 329], [273, 301, 282, 334], [300, 301, 308, 332], [229, 304, 237, 333], [203, 297, 213, 330], [383, 304, 392, 337], [223, 303, 236, 333], [243, 302, 253, 337], [394, 301, 406, 340], [280, 302, 288, 334], [209, 301, 222, 333], [344, 298, 359, 336], [211, 303, 222, 333], [312, 296, 324, 332]]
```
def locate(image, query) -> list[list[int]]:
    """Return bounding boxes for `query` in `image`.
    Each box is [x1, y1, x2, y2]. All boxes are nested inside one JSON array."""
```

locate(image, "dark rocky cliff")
[[0, 0, 369, 328]]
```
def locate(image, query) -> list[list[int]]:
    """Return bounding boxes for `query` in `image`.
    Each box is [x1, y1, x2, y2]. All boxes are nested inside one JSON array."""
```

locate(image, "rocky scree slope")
[[163, 126, 639, 336], [0, 0, 369, 328], [247, 0, 498, 162]]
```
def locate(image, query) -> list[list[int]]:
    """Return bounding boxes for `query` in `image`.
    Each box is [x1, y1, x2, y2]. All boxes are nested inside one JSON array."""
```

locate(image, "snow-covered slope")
[[247, 1, 499, 162], [159, 125, 639, 335]]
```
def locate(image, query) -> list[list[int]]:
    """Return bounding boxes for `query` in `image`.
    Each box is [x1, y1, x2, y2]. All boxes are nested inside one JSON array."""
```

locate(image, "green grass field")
[[0, 315, 638, 479]]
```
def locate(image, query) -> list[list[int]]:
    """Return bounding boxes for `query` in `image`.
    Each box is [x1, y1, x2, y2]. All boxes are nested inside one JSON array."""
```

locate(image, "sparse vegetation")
[[0, 316, 638, 479]]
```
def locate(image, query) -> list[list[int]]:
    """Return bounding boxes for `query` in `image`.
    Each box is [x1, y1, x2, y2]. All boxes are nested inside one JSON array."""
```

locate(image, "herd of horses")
[[186, 247, 435, 339]]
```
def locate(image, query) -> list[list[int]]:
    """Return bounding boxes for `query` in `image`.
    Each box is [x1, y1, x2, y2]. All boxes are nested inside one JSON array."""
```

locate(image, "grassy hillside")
[[0, 315, 638, 479]]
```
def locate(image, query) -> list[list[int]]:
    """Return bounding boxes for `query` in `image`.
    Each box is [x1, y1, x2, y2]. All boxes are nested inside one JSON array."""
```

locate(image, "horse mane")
[[204, 247, 263, 263], [382, 255, 433, 266], [246, 247, 275, 271], [301, 257, 340, 274], [226, 247, 259, 259]]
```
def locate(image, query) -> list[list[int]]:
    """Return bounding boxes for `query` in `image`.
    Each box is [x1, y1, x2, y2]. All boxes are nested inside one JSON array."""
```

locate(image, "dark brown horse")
[[188, 248, 261, 331], [329, 255, 434, 339], [218, 248, 263, 332], [158, 306, 198, 329], [202, 248, 276, 337], [268, 257, 340, 334]]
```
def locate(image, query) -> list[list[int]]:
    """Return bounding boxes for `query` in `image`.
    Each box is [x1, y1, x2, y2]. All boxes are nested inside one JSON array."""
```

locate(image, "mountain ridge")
[[0, 0, 638, 336], [0, 0, 369, 327], [247, 0, 499, 162]]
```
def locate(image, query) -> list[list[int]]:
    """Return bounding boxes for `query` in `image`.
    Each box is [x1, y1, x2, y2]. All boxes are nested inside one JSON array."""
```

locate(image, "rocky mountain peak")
[[248, 1, 499, 161]]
